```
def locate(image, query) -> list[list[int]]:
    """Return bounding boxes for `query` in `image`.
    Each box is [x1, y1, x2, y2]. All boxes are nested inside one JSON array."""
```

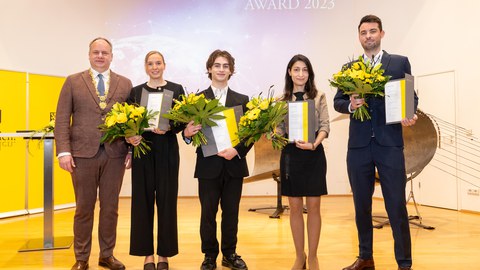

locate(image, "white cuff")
[[57, 152, 71, 158]]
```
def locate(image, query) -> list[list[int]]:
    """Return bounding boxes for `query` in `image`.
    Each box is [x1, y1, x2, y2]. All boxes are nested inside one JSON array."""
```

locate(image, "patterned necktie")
[[293, 92, 304, 101], [97, 74, 105, 96]]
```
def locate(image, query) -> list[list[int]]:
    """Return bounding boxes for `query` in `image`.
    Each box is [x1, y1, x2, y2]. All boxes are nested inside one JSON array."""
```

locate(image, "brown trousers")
[[71, 147, 126, 261]]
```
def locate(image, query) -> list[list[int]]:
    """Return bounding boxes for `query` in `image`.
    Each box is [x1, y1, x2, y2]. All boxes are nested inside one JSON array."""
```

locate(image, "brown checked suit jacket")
[[54, 69, 133, 158]]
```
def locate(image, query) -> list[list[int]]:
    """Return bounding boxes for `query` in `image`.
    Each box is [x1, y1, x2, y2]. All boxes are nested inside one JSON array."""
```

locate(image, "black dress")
[[128, 81, 185, 257], [280, 92, 328, 197], [280, 143, 327, 197]]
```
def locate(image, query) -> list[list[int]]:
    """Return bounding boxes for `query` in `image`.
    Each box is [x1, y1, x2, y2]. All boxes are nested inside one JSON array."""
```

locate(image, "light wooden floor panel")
[[0, 196, 479, 269]]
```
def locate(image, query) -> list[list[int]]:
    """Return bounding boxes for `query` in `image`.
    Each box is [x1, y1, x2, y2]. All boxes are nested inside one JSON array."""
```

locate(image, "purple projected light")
[[107, 0, 343, 98]]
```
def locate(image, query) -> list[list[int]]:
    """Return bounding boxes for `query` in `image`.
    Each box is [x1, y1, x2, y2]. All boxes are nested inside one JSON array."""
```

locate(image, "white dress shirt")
[[212, 86, 228, 105]]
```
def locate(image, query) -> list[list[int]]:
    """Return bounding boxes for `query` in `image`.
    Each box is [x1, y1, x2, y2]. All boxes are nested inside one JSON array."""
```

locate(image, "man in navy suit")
[[184, 50, 250, 270], [333, 15, 418, 270]]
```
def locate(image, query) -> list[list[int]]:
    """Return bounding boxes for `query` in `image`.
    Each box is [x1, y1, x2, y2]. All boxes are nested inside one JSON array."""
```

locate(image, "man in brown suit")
[[54, 37, 132, 270]]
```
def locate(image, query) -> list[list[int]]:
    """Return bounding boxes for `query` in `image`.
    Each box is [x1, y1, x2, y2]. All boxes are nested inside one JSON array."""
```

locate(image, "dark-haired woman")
[[278, 54, 330, 270]]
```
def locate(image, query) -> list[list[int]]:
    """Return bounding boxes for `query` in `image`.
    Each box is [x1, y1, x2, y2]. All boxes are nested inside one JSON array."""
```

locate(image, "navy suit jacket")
[[333, 51, 419, 148], [193, 87, 251, 179]]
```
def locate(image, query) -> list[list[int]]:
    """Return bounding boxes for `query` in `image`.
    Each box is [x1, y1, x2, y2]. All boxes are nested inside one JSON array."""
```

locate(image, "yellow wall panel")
[[0, 71, 73, 217], [0, 70, 27, 214], [28, 74, 74, 210]]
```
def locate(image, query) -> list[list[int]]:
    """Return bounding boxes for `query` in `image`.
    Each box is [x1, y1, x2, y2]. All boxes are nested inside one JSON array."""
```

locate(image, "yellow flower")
[[351, 69, 364, 80], [247, 97, 261, 109], [130, 106, 145, 118], [246, 100, 255, 110], [116, 113, 127, 123], [186, 93, 202, 104], [106, 114, 117, 127], [357, 61, 367, 70], [127, 104, 136, 114], [259, 100, 269, 110], [352, 62, 360, 70], [186, 94, 194, 103], [112, 102, 121, 112], [333, 72, 342, 80], [239, 115, 247, 126], [247, 108, 261, 120]]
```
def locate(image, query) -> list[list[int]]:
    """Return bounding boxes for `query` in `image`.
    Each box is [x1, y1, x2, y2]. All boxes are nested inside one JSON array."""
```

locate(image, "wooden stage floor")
[[0, 196, 479, 269]]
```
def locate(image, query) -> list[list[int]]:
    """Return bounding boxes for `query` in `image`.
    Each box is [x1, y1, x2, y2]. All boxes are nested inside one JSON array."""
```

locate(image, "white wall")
[[2, 0, 480, 211]]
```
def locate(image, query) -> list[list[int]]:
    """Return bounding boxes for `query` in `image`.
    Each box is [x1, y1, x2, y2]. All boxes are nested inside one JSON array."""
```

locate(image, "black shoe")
[[144, 262, 155, 270], [222, 253, 248, 270], [157, 261, 169, 270], [200, 256, 217, 270]]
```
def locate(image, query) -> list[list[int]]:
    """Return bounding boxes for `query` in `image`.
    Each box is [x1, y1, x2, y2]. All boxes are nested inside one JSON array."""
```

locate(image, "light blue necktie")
[[97, 74, 105, 96]]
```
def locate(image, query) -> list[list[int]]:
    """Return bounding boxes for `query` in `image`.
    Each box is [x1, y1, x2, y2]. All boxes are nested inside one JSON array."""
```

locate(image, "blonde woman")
[[126, 51, 186, 270]]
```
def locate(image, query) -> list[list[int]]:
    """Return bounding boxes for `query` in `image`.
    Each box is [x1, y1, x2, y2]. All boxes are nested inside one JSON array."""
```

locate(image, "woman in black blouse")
[[126, 51, 185, 270]]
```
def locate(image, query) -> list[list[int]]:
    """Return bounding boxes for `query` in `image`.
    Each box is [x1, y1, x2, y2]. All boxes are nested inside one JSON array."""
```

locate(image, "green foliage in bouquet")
[[162, 93, 227, 147]]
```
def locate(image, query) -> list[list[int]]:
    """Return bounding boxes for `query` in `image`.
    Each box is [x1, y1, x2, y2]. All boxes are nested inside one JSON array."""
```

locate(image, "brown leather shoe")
[[343, 258, 375, 270], [71, 260, 89, 270], [98, 256, 125, 270], [398, 267, 412, 270]]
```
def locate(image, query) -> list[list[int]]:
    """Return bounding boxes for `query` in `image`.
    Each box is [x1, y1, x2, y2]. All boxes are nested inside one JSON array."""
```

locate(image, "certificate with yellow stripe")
[[287, 100, 315, 143], [201, 105, 243, 157], [385, 74, 415, 124]]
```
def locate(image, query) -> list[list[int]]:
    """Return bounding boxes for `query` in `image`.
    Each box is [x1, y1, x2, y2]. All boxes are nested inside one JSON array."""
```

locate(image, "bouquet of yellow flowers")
[[237, 87, 288, 150], [98, 102, 158, 158], [329, 56, 391, 121], [162, 93, 227, 147]]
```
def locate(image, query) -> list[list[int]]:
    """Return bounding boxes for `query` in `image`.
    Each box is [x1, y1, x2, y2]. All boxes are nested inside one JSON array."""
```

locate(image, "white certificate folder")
[[140, 88, 174, 131], [287, 100, 315, 143], [201, 105, 243, 157], [385, 74, 415, 124]]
